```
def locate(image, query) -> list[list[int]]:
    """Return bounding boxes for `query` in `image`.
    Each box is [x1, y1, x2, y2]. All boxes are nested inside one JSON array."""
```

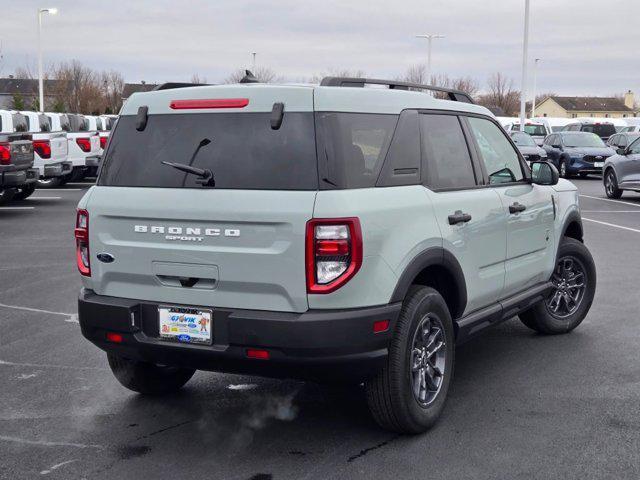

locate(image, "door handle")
[[509, 202, 527, 214], [448, 210, 472, 225]]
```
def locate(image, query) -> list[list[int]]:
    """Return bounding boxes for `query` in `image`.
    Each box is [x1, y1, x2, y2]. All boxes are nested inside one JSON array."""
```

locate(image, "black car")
[[542, 132, 615, 178], [563, 121, 617, 141], [509, 131, 548, 162]]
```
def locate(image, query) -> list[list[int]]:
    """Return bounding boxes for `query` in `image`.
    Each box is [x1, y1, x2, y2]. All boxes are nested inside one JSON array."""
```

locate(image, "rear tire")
[[37, 177, 63, 188], [0, 188, 16, 206], [107, 353, 196, 395], [13, 184, 36, 201], [559, 160, 570, 178], [68, 168, 86, 182], [604, 169, 623, 199], [365, 286, 455, 434], [520, 237, 596, 334]]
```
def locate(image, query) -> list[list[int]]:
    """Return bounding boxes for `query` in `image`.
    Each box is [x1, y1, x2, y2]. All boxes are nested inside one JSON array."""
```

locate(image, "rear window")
[[582, 123, 616, 138], [523, 124, 547, 136], [39, 114, 51, 132], [69, 115, 89, 132], [12, 114, 29, 132], [99, 113, 318, 190], [316, 113, 397, 189], [59, 114, 71, 132]]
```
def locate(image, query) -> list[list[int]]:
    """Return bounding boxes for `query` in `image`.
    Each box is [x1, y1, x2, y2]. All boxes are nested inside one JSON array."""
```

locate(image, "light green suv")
[[76, 74, 596, 434]]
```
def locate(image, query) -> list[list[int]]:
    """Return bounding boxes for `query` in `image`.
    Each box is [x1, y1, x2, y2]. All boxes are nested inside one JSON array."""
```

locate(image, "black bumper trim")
[[78, 288, 401, 381]]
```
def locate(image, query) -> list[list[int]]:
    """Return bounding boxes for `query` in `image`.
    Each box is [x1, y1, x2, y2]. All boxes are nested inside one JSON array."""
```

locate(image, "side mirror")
[[552, 144, 562, 149], [531, 161, 559, 186], [617, 147, 627, 155]]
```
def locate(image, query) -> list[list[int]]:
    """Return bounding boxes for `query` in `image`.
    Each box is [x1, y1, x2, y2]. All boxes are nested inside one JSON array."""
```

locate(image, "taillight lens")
[[99, 136, 107, 149], [0, 142, 11, 165], [306, 218, 362, 294], [33, 139, 51, 159], [76, 137, 91, 152], [75, 209, 90, 276]]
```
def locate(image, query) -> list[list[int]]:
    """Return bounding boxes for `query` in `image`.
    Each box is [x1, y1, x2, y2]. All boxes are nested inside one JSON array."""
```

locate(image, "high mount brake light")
[[75, 209, 90, 276], [0, 142, 10, 165], [33, 139, 51, 159], [169, 98, 250, 110], [306, 218, 362, 294], [76, 137, 91, 152]]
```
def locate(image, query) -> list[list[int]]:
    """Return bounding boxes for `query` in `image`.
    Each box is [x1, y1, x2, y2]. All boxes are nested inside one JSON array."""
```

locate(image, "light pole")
[[531, 58, 541, 118], [415, 34, 445, 84], [519, 0, 530, 131], [251, 52, 256, 72], [37, 7, 58, 113]]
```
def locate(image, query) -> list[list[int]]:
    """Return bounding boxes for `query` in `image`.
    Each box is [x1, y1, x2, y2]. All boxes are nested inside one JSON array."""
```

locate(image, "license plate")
[[158, 306, 212, 345], [594, 162, 604, 168]]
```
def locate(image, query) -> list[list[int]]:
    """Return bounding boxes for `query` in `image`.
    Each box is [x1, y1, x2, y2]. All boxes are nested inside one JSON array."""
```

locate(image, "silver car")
[[603, 133, 640, 198]]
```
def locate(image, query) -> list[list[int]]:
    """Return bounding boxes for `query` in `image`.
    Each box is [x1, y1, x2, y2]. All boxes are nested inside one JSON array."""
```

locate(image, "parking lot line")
[[38, 188, 82, 192], [581, 210, 640, 213], [28, 196, 61, 200], [0, 206, 35, 211], [0, 302, 78, 323], [582, 217, 640, 234], [579, 194, 640, 208]]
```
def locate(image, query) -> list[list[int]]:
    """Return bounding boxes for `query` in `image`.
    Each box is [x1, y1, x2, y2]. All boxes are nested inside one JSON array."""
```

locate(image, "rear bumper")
[[0, 167, 38, 187], [85, 156, 101, 167], [78, 288, 401, 382]]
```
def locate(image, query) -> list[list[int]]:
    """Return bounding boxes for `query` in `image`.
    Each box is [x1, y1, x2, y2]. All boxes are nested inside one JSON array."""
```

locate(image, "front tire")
[[365, 286, 455, 434], [559, 159, 569, 178], [604, 169, 623, 199], [107, 353, 196, 395], [520, 237, 596, 334], [13, 184, 36, 201]]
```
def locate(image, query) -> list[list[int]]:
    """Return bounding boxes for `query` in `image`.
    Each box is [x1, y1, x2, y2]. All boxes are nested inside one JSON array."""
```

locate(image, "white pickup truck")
[[45, 113, 101, 182], [19, 111, 72, 188], [85, 115, 111, 175]]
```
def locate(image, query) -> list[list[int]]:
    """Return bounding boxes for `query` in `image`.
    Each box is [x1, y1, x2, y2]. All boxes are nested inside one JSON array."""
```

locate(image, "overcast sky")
[[3, 0, 640, 98]]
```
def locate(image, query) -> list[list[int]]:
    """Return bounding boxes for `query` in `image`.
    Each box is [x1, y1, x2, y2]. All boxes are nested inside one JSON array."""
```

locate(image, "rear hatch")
[[86, 85, 317, 313], [32, 132, 68, 162]]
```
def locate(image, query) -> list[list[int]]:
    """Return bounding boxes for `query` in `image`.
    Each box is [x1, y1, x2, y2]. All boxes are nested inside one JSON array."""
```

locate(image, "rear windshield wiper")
[[161, 138, 215, 187], [161, 161, 215, 187]]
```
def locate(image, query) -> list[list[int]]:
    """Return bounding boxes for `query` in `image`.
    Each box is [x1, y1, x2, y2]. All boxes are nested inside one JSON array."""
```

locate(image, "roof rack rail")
[[153, 82, 209, 91], [319, 77, 475, 104]]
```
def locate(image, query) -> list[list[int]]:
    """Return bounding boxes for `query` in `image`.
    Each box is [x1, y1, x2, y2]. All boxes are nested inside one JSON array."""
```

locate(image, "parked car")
[[509, 131, 548, 162], [45, 113, 101, 182], [603, 135, 640, 198], [508, 121, 550, 145], [495, 116, 518, 130], [606, 132, 640, 152], [542, 131, 615, 178], [76, 76, 595, 434], [574, 116, 628, 133], [0, 114, 38, 203], [562, 119, 617, 141], [20, 111, 72, 188], [85, 115, 109, 175], [621, 125, 640, 133], [531, 117, 573, 133]]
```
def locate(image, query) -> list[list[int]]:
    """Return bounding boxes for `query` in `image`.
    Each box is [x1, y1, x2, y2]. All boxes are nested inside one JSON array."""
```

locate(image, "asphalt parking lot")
[[1, 178, 639, 480]]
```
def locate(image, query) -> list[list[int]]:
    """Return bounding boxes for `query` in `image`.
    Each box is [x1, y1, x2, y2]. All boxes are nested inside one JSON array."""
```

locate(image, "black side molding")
[[455, 282, 553, 344]]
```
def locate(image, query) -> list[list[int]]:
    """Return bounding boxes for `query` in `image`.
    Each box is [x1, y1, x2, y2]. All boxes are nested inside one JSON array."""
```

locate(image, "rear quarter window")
[[99, 112, 319, 190]]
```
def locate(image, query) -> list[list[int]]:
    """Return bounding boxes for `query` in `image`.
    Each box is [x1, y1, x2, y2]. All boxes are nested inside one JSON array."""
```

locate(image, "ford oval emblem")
[[96, 252, 115, 263], [177, 334, 191, 343]]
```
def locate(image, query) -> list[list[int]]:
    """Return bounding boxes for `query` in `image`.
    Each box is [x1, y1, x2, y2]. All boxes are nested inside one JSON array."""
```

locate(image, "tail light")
[[0, 142, 10, 165], [99, 136, 107, 149], [306, 218, 362, 294], [76, 137, 91, 152], [75, 209, 90, 276], [33, 139, 51, 159]]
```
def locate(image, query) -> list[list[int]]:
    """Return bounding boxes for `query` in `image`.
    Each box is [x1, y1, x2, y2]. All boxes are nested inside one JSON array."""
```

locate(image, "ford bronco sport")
[[77, 75, 596, 434]]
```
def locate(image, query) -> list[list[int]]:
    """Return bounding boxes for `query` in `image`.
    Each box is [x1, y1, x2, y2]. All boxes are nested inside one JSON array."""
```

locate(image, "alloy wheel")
[[546, 255, 587, 318], [605, 172, 616, 196], [410, 314, 446, 407]]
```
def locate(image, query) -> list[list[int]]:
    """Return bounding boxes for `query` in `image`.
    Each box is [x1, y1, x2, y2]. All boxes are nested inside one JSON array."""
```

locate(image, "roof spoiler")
[[320, 77, 475, 104], [152, 82, 210, 91]]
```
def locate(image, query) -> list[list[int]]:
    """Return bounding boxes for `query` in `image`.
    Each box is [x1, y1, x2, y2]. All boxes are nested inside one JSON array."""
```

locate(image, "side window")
[[467, 116, 524, 185], [629, 138, 640, 155], [619, 136, 627, 148], [420, 114, 477, 190]]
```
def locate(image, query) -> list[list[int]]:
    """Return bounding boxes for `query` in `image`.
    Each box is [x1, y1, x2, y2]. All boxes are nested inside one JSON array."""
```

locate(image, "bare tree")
[[303, 68, 367, 85], [51, 60, 103, 114], [190, 73, 208, 84], [477, 72, 520, 116], [100, 70, 125, 114], [223, 66, 283, 84]]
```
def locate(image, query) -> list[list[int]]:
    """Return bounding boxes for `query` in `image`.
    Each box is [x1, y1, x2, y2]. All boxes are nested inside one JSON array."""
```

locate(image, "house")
[[536, 91, 637, 118], [122, 82, 159, 101], [0, 77, 61, 110]]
